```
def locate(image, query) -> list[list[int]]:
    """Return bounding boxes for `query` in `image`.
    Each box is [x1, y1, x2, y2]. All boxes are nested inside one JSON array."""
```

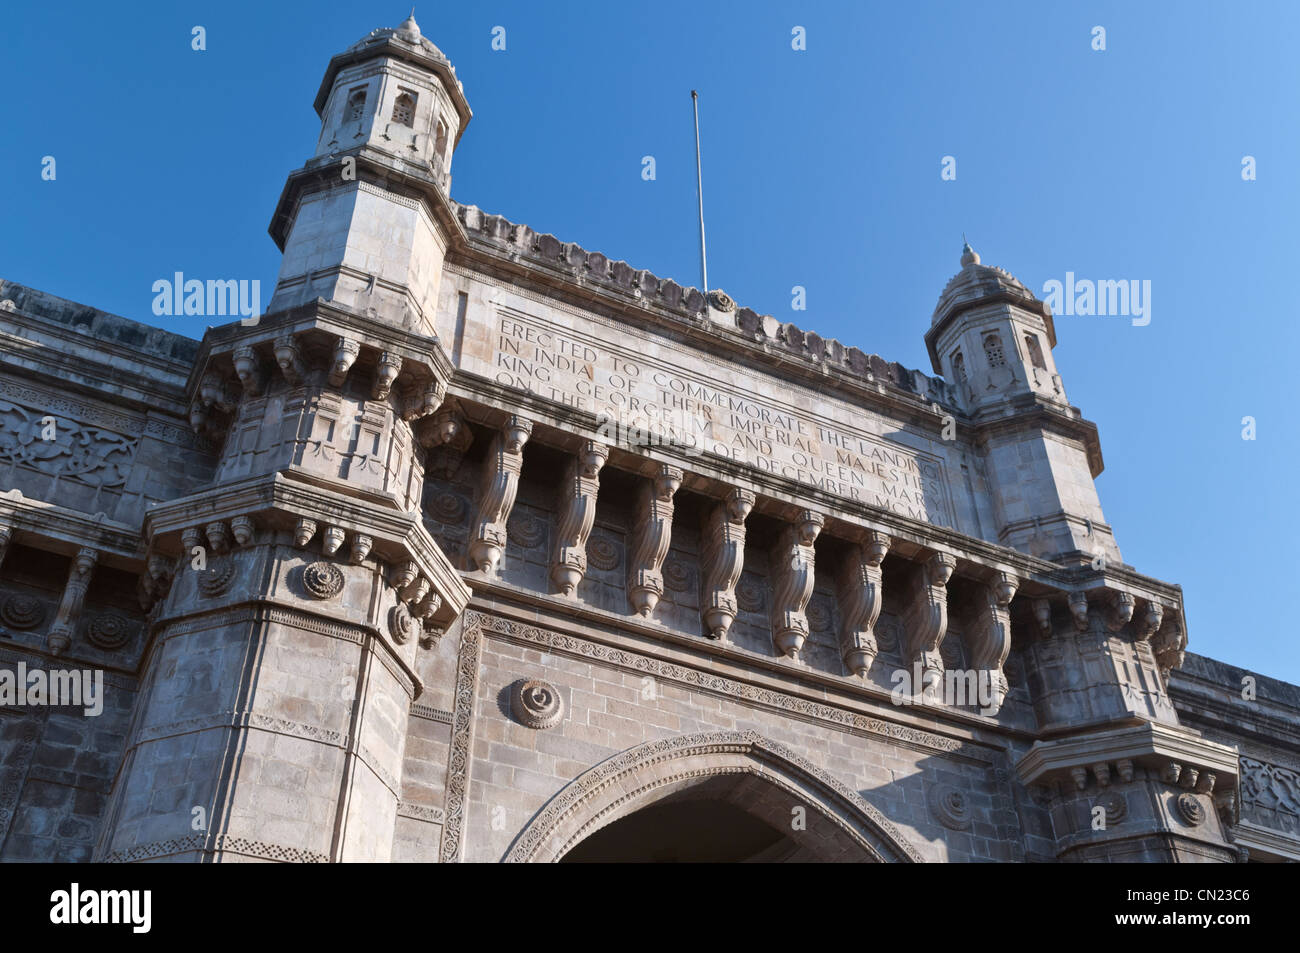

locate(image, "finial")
[[960, 236, 979, 267], [399, 9, 421, 39]]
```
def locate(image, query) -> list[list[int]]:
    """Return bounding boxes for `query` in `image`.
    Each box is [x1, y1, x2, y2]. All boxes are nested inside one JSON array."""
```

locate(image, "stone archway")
[[503, 730, 924, 863]]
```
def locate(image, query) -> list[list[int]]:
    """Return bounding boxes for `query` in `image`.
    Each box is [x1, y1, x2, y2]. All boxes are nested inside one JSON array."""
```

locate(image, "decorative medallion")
[[510, 678, 564, 730], [805, 597, 832, 633], [876, 617, 900, 653], [302, 561, 345, 600], [928, 782, 972, 831], [662, 559, 690, 593], [197, 558, 235, 597], [0, 594, 46, 630], [1175, 792, 1206, 826], [587, 536, 619, 572], [507, 513, 545, 549], [431, 492, 466, 525], [389, 603, 416, 645], [1096, 791, 1127, 825], [736, 575, 765, 614], [708, 289, 736, 312], [86, 612, 131, 650]]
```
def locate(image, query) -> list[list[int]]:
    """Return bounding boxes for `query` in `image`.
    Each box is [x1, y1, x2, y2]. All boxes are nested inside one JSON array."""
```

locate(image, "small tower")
[[926, 242, 1119, 566], [927, 241, 1065, 411], [266, 14, 472, 332]]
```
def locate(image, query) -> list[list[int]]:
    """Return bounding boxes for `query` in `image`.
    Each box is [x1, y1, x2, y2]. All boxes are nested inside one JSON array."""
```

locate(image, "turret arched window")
[[434, 119, 449, 165], [392, 91, 416, 127], [1024, 333, 1047, 371], [951, 350, 966, 385], [983, 333, 1006, 368], [345, 88, 367, 123]]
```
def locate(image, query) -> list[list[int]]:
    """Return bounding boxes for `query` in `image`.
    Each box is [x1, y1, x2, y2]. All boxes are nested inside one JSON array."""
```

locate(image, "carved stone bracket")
[[1136, 599, 1164, 642], [1107, 591, 1136, 632], [837, 530, 890, 676], [769, 510, 823, 659], [401, 377, 447, 423], [1033, 598, 1053, 638], [468, 416, 532, 574], [627, 464, 683, 618], [0, 521, 10, 570], [232, 345, 266, 397], [699, 489, 754, 641], [901, 551, 955, 691], [328, 336, 360, 387], [968, 570, 1019, 715], [550, 441, 609, 596], [372, 351, 403, 401], [48, 547, 98, 655], [1067, 591, 1089, 632], [273, 334, 306, 387]]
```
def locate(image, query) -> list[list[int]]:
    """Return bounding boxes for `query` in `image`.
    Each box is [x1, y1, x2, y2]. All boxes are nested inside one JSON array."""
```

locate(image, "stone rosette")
[[507, 513, 544, 549], [197, 558, 236, 597], [302, 561, 345, 599], [86, 612, 131, 650], [389, 602, 417, 644], [928, 782, 971, 831], [1175, 792, 1206, 826], [511, 678, 564, 730], [586, 536, 619, 572], [0, 594, 46, 630]]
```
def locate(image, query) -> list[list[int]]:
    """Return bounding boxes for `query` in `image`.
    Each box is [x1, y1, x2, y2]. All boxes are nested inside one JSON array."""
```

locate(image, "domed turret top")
[[960, 239, 980, 267], [397, 11, 421, 41]]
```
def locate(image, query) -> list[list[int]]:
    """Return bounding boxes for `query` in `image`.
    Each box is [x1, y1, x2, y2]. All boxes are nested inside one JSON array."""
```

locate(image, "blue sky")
[[3, 1, 1296, 681]]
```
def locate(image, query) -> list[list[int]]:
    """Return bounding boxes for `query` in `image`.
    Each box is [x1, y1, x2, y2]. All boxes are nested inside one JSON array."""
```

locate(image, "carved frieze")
[[699, 489, 754, 641], [0, 400, 136, 487]]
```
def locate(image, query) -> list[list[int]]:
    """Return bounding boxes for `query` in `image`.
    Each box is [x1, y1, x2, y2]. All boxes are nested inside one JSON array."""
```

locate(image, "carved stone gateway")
[[0, 14, 1293, 867]]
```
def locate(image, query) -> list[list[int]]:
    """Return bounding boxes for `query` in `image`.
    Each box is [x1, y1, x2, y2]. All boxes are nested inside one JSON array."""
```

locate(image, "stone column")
[[836, 530, 890, 676], [468, 417, 532, 574], [47, 547, 97, 656], [769, 510, 823, 659], [699, 489, 754, 641], [627, 464, 682, 618], [550, 441, 608, 596]]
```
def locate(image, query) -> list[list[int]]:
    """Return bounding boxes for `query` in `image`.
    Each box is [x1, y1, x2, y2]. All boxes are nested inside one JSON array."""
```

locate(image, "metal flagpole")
[[691, 90, 708, 296]]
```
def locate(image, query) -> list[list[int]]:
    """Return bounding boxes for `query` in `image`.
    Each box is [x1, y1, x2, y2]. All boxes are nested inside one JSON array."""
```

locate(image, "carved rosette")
[[47, 547, 98, 655], [197, 557, 236, 597], [468, 417, 532, 574], [302, 561, 344, 600], [837, 531, 890, 676], [928, 783, 972, 831], [627, 464, 682, 618], [769, 511, 823, 659], [901, 551, 955, 697], [510, 678, 565, 730], [549, 441, 608, 596], [699, 489, 754, 641], [968, 571, 1019, 715], [86, 612, 131, 650], [389, 602, 417, 645], [1175, 792, 1206, 826], [1, 594, 46, 630]]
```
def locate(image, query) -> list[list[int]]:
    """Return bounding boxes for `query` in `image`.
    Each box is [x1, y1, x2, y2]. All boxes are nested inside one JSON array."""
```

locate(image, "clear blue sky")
[[3, 2, 1296, 682]]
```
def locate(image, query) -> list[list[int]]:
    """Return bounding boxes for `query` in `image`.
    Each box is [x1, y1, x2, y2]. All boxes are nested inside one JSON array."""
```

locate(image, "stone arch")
[[503, 729, 924, 862]]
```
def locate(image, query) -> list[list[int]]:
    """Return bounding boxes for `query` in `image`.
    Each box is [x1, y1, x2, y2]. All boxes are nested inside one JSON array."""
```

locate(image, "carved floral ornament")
[[927, 782, 972, 831], [0, 400, 136, 488], [302, 561, 345, 599], [511, 678, 565, 729]]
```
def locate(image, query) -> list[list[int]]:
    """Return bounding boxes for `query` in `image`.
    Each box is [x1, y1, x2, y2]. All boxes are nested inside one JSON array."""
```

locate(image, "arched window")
[[434, 119, 449, 163], [345, 88, 367, 123], [982, 333, 1006, 368], [1024, 333, 1047, 371], [951, 350, 966, 384], [392, 91, 416, 127]]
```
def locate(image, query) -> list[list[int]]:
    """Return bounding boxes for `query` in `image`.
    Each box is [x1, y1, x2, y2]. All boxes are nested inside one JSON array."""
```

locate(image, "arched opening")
[[560, 775, 838, 862], [392, 91, 416, 127], [504, 730, 922, 863]]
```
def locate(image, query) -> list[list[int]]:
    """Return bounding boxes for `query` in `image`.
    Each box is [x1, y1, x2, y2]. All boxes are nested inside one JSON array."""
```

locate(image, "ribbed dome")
[[931, 241, 1035, 328], [348, 14, 447, 62]]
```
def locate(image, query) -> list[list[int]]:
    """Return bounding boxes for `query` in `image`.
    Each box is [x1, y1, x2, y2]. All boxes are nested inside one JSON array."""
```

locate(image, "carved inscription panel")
[[449, 281, 957, 528]]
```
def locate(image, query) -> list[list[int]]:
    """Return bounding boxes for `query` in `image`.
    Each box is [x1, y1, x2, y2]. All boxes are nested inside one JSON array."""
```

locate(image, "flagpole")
[[691, 90, 708, 296]]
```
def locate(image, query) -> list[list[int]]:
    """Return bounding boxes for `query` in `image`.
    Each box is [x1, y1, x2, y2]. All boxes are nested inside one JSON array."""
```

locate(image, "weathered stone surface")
[[0, 15, 1294, 865]]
